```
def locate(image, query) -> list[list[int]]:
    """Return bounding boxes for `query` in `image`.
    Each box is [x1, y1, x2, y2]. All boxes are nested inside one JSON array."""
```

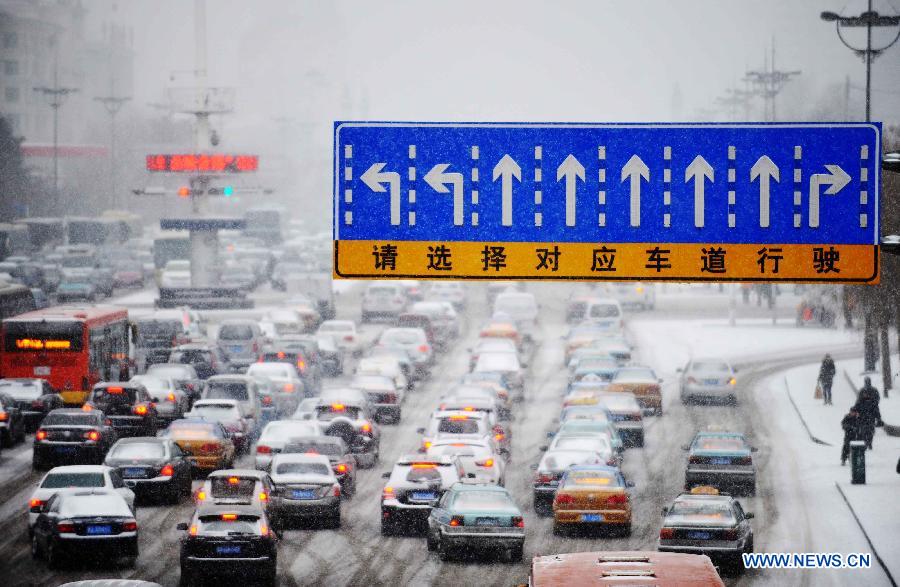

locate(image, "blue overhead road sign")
[[333, 122, 880, 282]]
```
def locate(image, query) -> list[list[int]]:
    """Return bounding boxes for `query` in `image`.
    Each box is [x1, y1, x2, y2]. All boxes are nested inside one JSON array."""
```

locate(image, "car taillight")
[[689, 456, 703, 464], [449, 516, 464, 527], [0, 412, 7, 421], [607, 494, 628, 506], [382, 486, 394, 500], [57, 522, 75, 533], [189, 525, 198, 536], [418, 344, 430, 353], [167, 393, 176, 402], [728, 377, 737, 386], [160, 464, 174, 476], [332, 484, 341, 497], [36, 430, 47, 441], [29, 498, 44, 512], [84, 430, 100, 441], [344, 335, 353, 341], [82, 403, 93, 412], [133, 405, 148, 416], [283, 383, 295, 393], [361, 422, 372, 434], [422, 440, 432, 451], [122, 520, 138, 532], [197, 491, 207, 501], [475, 458, 494, 468], [200, 443, 219, 452], [31, 400, 45, 410], [259, 492, 268, 502], [536, 473, 554, 484], [385, 393, 397, 403], [335, 463, 349, 474], [659, 527, 674, 539], [512, 516, 524, 528], [261, 395, 273, 406], [257, 445, 272, 454], [555, 493, 575, 505], [722, 528, 738, 541]]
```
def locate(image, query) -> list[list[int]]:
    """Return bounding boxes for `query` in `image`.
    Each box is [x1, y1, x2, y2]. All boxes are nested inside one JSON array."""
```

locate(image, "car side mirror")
[[626, 480, 635, 488], [176, 522, 189, 531], [751, 447, 759, 452], [745, 512, 755, 519], [546, 432, 554, 438], [416, 427, 425, 434], [381, 472, 391, 479], [467, 473, 476, 479], [681, 445, 690, 451], [661, 506, 668, 516], [529, 464, 538, 471]]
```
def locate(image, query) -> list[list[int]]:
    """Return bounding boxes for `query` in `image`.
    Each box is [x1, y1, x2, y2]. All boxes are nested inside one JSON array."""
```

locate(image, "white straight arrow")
[[557, 154, 585, 227], [685, 155, 714, 228], [492, 154, 522, 227], [424, 163, 464, 226], [621, 155, 649, 227], [750, 155, 779, 228], [360, 163, 401, 225], [808, 165, 851, 228]]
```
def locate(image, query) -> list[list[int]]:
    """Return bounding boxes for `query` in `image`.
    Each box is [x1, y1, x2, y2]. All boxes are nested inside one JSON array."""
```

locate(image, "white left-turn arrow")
[[424, 163, 464, 226], [808, 165, 851, 228], [557, 154, 585, 227], [685, 155, 714, 228], [361, 163, 401, 226]]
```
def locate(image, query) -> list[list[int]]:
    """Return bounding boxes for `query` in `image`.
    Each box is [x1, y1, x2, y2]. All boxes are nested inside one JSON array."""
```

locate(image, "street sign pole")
[[333, 122, 881, 283]]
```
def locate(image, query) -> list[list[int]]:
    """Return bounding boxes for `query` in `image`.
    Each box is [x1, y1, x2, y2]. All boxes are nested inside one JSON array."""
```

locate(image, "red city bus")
[[1, 305, 131, 406]]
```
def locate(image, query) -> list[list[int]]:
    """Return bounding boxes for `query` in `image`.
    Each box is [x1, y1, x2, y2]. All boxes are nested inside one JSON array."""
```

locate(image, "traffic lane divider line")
[[334, 241, 879, 283]]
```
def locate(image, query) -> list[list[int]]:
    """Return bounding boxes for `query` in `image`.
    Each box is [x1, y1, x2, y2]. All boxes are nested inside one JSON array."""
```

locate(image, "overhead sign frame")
[[332, 121, 881, 283]]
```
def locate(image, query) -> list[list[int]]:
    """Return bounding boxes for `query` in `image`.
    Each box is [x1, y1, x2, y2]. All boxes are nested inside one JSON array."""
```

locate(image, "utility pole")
[[94, 95, 131, 210], [33, 37, 78, 207], [744, 38, 800, 122]]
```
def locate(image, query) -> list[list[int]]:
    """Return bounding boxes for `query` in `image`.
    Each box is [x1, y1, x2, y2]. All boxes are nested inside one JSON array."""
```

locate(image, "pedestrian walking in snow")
[[854, 376, 882, 450], [818, 354, 836, 405], [840, 407, 863, 465]]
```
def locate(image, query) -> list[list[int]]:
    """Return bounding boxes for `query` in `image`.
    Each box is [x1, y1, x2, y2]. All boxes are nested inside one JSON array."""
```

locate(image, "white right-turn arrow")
[[808, 165, 851, 228]]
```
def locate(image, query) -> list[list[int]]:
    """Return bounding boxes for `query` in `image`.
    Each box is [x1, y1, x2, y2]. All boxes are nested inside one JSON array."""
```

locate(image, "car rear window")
[[210, 477, 256, 497], [405, 466, 442, 483], [315, 406, 360, 421], [695, 437, 747, 452], [109, 442, 166, 460], [91, 387, 137, 403], [43, 413, 97, 426], [198, 518, 260, 534], [219, 324, 254, 340], [669, 499, 735, 521], [563, 470, 621, 488], [41, 472, 105, 488], [438, 417, 480, 434], [284, 441, 342, 456], [453, 491, 512, 510], [690, 361, 730, 372], [205, 381, 249, 401], [170, 350, 210, 364], [275, 461, 330, 475]]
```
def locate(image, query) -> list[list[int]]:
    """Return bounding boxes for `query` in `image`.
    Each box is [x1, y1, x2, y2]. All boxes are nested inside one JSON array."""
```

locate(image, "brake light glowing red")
[[344, 335, 353, 342], [84, 430, 100, 441], [256, 445, 272, 454], [659, 527, 674, 539], [57, 522, 75, 533], [449, 415, 469, 421], [29, 498, 44, 511], [36, 430, 47, 441], [0, 412, 7, 422], [361, 422, 372, 433], [283, 383, 294, 393], [555, 493, 575, 505], [122, 520, 137, 532], [607, 494, 628, 506], [107, 386, 124, 394], [259, 492, 268, 502], [133, 405, 148, 416], [382, 486, 394, 500], [221, 514, 237, 521], [418, 344, 430, 353], [411, 463, 437, 469], [82, 404, 93, 412], [261, 395, 273, 406], [160, 464, 174, 477], [335, 464, 348, 474], [333, 484, 341, 497], [277, 351, 286, 359], [512, 516, 524, 528], [449, 516, 464, 527]]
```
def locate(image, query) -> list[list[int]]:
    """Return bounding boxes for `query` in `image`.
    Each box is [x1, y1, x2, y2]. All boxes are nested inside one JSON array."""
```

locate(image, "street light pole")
[[94, 95, 131, 210], [821, 4, 900, 122]]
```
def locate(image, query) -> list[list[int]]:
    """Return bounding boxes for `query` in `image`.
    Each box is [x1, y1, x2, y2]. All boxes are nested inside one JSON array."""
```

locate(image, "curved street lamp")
[[820, 3, 900, 121]]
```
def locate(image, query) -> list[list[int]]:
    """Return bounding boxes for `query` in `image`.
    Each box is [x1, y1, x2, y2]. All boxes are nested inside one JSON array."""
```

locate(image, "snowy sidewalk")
[[783, 357, 900, 585]]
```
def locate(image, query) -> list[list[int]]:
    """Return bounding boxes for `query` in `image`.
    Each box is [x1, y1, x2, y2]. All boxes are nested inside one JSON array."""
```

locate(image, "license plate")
[[123, 468, 146, 478], [34, 366, 51, 376], [475, 517, 499, 526], [411, 491, 436, 501], [688, 531, 712, 540], [292, 489, 316, 499], [86, 525, 112, 535], [216, 545, 242, 555], [703, 379, 719, 385], [580, 513, 603, 522], [610, 414, 625, 422], [55, 446, 76, 454], [710, 457, 731, 465], [230, 346, 244, 353]]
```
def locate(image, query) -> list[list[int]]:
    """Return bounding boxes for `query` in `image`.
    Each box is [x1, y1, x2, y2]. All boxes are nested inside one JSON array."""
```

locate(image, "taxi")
[[606, 365, 664, 415], [658, 486, 755, 570], [478, 319, 521, 348], [683, 431, 757, 496], [164, 419, 235, 474], [552, 465, 633, 535]]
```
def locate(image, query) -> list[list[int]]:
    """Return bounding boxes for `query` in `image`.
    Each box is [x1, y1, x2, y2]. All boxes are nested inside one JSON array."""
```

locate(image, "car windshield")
[[41, 472, 105, 488], [690, 361, 731, 372], [694, 436, 748, 452], [438, 417, 480, 434], [91, 387, 137, 403], [192, 405, 240, 421], [669, 499, 736, 522], [562, 470, 621, 488], [205, 382, 249, 401], [219, 324, 254, 340], [109, 442, 166, 459], [453, 491, 513, 510], [589, 304, 620, 318], [316, 405, 361, 421], [275, 461, 330, 475], [210, 477, 256, 497]]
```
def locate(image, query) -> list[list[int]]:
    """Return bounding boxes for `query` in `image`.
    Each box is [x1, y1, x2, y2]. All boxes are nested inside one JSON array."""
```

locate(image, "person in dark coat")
[[854, 376, 882, 450], [818, 354, 836, 405], [840, 407, 863, 465]]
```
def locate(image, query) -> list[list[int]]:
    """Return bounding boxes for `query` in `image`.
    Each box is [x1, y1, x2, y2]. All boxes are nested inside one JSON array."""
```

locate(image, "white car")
[[317, 320, 363, 356], [361, 283, 408, 321], [474, 351, 525, 393], [411, 300, 461, 342], [427, 439, 505, 486], [246, 362, 304, 416], [128, 375, 189, 422], [29, 465, 135, 529], [377, 327, 433, 374], [160, 260, 191, 288], [427, 282, 467, 309], [417, 410, 495, 454], [356, 357, 409, 393], [254, 420, 323, 471], [493, 291, 539, 340]]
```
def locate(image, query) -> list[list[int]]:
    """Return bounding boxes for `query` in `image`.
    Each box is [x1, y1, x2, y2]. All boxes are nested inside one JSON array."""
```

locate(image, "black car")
[[104, 437, 193, 504], [0, 378, 63, 431], [168, 344, 231, 380], [178, 503, 278, 585], [313, 400, 381, 469], [85, 383, 158, 438], [33, 409, 118, 470], [0, 390, 27, 446], [282, 436, 357, 497], [31, 490, 139, 569]]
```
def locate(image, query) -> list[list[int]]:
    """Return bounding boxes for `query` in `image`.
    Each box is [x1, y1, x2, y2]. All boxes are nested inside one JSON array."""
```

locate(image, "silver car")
[[679, 358, 738, 405], [270, 453, 342, 528]]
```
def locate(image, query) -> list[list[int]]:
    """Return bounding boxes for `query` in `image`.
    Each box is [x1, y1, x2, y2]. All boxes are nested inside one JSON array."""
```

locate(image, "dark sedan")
[[33, 409, 118, 470], [0, 389, 27, 446], [0, 378, 63, 431], [104, 437, 193, 504]]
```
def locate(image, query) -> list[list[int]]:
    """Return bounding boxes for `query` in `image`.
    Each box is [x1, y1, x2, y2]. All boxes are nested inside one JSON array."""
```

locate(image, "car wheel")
[[426, 528, 438, 551], [381, 521, 393, 536], [438, 541, 452, 562], [179, 568, 195, 587], [330, 508, 341, 529], [168, 484, 181, 505], [508, 544, 524, 563], [30, 534, 41, 560], [16, 422, 26, 443], [46, 541, 62, 569]]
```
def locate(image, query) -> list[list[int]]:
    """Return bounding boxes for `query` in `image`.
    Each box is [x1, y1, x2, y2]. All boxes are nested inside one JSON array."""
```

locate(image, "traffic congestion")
[[0, 219, 818, 586]]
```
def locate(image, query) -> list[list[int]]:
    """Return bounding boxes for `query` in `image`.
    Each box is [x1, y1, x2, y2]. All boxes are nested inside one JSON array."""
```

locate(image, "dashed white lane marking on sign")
[[409, 189, 416, 204], [534, 212, 542, 226], [409, 145, 416, 159], [860, 190, 867, 205], [471, 168, 479, 182], [598, 191, 606, 205], [794, 190, 802, 206], [344, 189, 352, 203], [535, 190, 542, 205], [664, 146, 672, 160], [728, 146, 736, 160], [471, 212, 479, 226], [598, 146, 606, 160], [471, 146, 479, 206], [728, 190, 735, 205], [662, 147, 671, 227], [860, 214, 867, 228], [860, 145, 868, 228], [408, 211, 416, 225], [860, 145, 868, 159], [860, 167, 868, 182], [535, 146, 542, 160], [472, 190, 479, 204], [793, 145, 802, 228], [534, 168, 542, 182], [598, 212, 606, 227], [471, 146, 479, 160], [344, 167, 353, 181], [793, 169, 801, 183], [408, 145, 416, 223], [408, 167, 416, 181], [663, 190, 670, 205], [345, 145, 352, 159], [344, 146, 353, 224], [794, 213, 801, 227], [344, 211, 352, 225], [728, 213, 735, 228], [794, 145, 802, 159], [664, 213, 670, 227]]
